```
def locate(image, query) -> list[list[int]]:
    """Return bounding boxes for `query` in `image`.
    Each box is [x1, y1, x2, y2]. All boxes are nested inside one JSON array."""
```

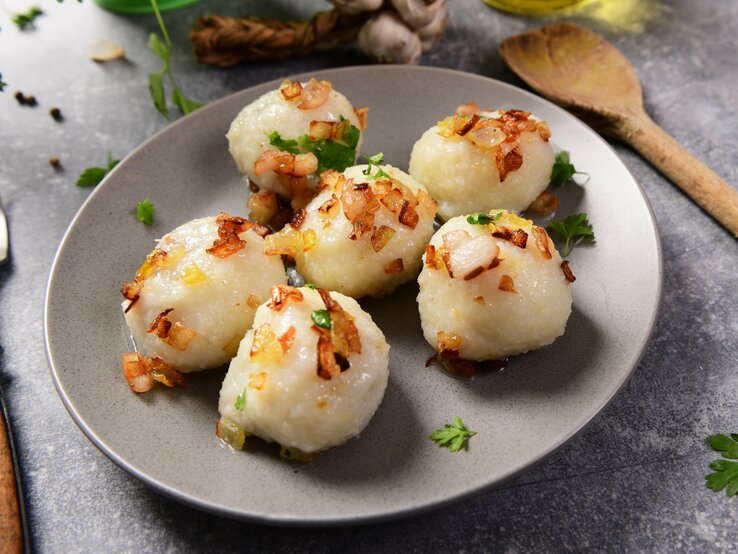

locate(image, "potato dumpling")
[[417, 211, 573, 371], [121, 214, 288, 379], [264, 164, 438, 298], [227, 78, 366, 214], [218, 285, 389, 457], [409, 106, 555, 220]]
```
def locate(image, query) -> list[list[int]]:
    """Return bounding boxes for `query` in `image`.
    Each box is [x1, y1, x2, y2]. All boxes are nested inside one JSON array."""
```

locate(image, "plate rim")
[[44, 64, 664, 526]]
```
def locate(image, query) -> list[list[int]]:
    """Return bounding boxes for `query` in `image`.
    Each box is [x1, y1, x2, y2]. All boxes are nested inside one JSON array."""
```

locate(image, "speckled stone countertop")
[[1, 0, 737, 551]]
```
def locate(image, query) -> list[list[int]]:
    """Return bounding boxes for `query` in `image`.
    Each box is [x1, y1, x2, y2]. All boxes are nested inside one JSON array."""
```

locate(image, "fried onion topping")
[[532, 225, 553, 260], [122, 352, 184, 393], [312, 288, 361, 380], [561, 260, 576, 283], [267, 284, 304, 311]]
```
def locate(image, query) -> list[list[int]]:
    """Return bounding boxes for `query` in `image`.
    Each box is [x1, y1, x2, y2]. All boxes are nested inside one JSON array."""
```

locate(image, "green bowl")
[[94, 0, 199, 15]]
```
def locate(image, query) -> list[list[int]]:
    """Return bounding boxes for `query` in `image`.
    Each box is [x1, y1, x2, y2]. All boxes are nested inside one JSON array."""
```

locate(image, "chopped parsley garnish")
[[362, 152, 391, 180], [147, 0, 202, 118], [136, 199, 155, 226], [311, 309, 331, 329], [268, 116, 360, 174], [430, 417, 476, 452], [303, 283, 316, 290], [547, 212, 594, 257], [76, 152, 119, 188], [467, 211, 502, 225], [12, 6, 43, 29], [706, 433, 738, 498], [234, 389, 247, 411], [550, 151, 587, 188]]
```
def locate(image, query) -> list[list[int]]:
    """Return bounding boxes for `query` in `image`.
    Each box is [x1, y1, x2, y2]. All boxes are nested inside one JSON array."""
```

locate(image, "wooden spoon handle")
[[627, 114, 738, 237], [0, 410, 23, 554]]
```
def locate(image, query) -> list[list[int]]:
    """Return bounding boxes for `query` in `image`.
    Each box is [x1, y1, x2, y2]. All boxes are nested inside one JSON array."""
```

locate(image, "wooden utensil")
[[0, 387, 24, 554], [500, 22, 738, 237]]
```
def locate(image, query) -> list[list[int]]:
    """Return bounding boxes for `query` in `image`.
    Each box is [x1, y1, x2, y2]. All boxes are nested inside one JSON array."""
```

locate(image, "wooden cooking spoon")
[[500, 22, 738, 238]]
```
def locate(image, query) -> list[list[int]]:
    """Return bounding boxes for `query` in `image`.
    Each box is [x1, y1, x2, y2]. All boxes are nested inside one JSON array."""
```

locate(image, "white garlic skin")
[[358, 11, 422, 65]]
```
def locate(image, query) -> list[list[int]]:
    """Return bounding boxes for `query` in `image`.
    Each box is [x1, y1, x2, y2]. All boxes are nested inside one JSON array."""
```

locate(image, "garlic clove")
[[416, 2, 448, 51], [390, 0, 445, 30], [357, 10, 422, 65]]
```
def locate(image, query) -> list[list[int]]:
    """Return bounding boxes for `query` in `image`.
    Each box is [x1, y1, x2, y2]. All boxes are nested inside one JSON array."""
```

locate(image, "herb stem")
[[149, 0, 171, 48]]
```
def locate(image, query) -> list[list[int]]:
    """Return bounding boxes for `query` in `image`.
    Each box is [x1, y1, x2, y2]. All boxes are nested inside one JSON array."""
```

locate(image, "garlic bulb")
[[390, 0, 445, 30], [416, 2, 448, 51], [358, 10, 423, 64], [331, 0, 384, 15]]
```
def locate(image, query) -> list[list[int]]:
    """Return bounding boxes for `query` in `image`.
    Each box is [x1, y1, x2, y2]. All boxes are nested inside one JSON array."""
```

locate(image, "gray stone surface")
[[0, 0, 736, 551]]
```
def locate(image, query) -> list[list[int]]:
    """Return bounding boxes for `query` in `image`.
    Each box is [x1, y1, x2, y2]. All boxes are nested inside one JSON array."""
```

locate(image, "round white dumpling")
[[122, 214, 288, 373], [227, 78, 365, 204], [218, 285, 389, 456], [409, 108, 555, 220], [266, 164, 437, 298], [417, 211, 573, 365]]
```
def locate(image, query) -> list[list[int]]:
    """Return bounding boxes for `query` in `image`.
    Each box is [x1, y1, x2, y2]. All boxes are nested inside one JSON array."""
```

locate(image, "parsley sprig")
[[706, 433, 738, 498], [362, 153, 390, 180], [76, 152, 119, 188], [547, 212, 594, 257], [136, 199, 155, 225], [311, 309, 332, 329], [234, 389, 247, 411], [430, 417, 476, 452], [550, 151, 587, 188], [268, 117, 360, 174], [467, 211, 502, 225], [147, 0, 202, 118], [12, 6, 43, 29]]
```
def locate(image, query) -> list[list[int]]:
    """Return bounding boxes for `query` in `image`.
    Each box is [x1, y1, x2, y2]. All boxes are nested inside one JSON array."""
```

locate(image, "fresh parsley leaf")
[[0, 74, 6, 92], [303, 283, 317, 290], [12, 6, 43, 29], [467, 212, 503, 225], [430, 417, 476, 452], [547, 212, 594, 257], [146, 0, 202, 118], [550, 151, 588, 188], [136, 199, 155, 226], [311, 309, 331, 329], [148, 72, 168, 118], [708, 434, 738, 459], [234, 389, 247, 411], [76, 152, 119, 188], [268, 131, 300, 155], [362, 152, 391, 180], [706, 459, 738, 497], [269, 120, 360, 174]]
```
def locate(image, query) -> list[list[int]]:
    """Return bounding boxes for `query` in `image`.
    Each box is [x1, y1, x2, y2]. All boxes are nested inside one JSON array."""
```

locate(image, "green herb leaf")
[[171, 87, 202, 116], [147, 33, 170, 69], [148, 73, 168, 118], [268, 131, 300, 155], [706, 459, 738, 497], [363, 152, 391, 180], [429, 417, 476, 452], [467, 212, 503, 225], [303, 283, 316, 290], [136, 199, 155, 226], [12, 6, 43, 29], [708, 434, 738, 460], [547, 212, 594, 257], [311, 309, 331, 329], [550, 151, 579, 188], [234, 389, 247, 411], [76, 152, 120, 188], [0, 74, 6, 92]]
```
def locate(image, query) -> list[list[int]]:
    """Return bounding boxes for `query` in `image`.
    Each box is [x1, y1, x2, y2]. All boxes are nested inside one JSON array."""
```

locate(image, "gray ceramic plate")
[[45, 66, 662, 525]]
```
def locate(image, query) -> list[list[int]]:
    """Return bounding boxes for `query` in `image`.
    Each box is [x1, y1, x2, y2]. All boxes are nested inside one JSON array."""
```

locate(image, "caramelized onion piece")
[[527, 191, 560, 216], [279, 326, 296, 354], [309, 120, 337, 140], [147, 308, 174, 338], [317, 288, 361, 357], [492, 226, 529, 249], [250, 323, 282, 366], [435, 332, 475, 377], [254, 149, 294, 177], [473, 295, 485, 304], [318, 194, 340, 219], [498, 146, 523, 182], [292, 153, 319, 177], [384, 258, 404, 275], [279, 79, 303, 101], [291, 208, 307, 230], [467, 119, 506, 150], [532, 225, 553, 260], [314, 326, 341, 380], [248, 191, 279, 227], [371, 225, 396, 252], [216, 418, 245, 450], [207, 234, 246, 258], [248, 371, 268, 391], [536, 120, 551, 142], [298, 78, 332, 110], [246, 294, 260, 309], [122, 352, 154, 393], [207, 212, 265, 259], [267, 284, 304, 311], [498, 274, 517, 293], [264, 226, 302, 257], [150, 356, 186, 387], [455, 102, 481, 116], [354, 107, 369, 130], [424, 244, 440, 269], [166, 323, 197, 351], [342, 180, 380, 240], [379, 187, 405, 214], [319, 169, 345, 194], [302, 229, 317, 251], [398, 201, 419, 229], [561, 260, 576, 283], [121, 248, 169, 312], [445, 233, 500, 281]]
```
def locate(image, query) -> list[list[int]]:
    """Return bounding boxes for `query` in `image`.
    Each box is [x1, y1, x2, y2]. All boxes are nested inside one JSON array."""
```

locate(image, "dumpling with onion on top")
[[120, 213, 288, 392], [217, 285, 390, 459], [417, 210, 574, 375], [409, 103, 555, 221], [227, 78, 367, 225], [263, 160, 438, 298]]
